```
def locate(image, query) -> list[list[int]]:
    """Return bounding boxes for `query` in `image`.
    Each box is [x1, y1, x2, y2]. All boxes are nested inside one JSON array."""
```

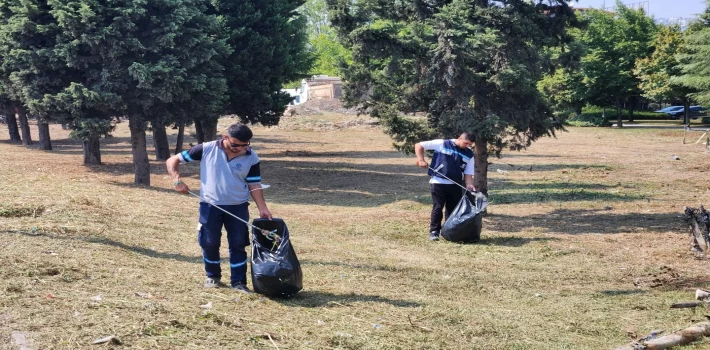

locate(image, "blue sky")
[[571, 0, 706, 18]]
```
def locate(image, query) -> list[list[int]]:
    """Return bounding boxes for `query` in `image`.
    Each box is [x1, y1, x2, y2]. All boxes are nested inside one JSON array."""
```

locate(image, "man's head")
[[455, 132, 475, 149], [223, 123, 253, 152]]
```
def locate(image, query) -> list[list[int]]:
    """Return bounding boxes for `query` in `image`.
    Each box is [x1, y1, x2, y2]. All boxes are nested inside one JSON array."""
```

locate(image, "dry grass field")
[[2, 114, 710, 349]]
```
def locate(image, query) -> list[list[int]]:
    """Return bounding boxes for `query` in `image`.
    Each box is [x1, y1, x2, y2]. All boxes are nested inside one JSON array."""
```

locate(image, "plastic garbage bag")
[[441, 192, 488, 243], [250, 218, 303, 298]]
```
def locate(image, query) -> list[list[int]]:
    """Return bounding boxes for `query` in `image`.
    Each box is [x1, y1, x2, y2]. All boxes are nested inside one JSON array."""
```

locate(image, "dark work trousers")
[[197, 202, 250, 286], [429, 183, 465, 233]]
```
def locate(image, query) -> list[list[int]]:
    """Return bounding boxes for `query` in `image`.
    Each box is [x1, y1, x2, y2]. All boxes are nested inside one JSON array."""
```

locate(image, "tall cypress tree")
[[327, 0, 578, 195]]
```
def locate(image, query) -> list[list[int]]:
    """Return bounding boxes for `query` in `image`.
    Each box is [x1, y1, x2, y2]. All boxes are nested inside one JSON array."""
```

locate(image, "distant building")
[[281, 75, 343, 106]]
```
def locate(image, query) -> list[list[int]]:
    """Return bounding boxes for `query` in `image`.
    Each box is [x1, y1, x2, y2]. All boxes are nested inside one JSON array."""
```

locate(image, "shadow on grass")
[[598, 290, 647, 296], [300, 259, 408, 273], [477, 236, 559, 247], [489, 163, 611, 172], [490, 189, 643, 205], [488, 209, 683, 235], [4, 229, 201, 264], [278, 290, 421, 308]]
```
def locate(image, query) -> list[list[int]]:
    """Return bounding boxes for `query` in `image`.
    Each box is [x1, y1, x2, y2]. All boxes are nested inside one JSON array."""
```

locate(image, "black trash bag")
[[441, 192, 488, 243], [250, 218, 303, 298]]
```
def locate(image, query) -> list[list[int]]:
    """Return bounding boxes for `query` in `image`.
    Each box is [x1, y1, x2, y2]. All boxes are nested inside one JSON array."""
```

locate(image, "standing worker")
[[166, 123, 272, 293], [414, 133, 475, 241]]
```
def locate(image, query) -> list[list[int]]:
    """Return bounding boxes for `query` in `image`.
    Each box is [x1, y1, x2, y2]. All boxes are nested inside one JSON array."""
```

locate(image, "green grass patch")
[[0, 204, 44, 217]]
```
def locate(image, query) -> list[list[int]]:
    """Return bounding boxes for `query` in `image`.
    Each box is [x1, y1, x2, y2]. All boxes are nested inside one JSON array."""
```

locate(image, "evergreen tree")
[[48, 0, 229, 184], [215, 0, 311, 127], [327, 0, 578, 195]]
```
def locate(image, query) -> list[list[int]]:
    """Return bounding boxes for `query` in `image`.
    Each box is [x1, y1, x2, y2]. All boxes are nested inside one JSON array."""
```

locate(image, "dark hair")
[[460, 132, 475, 142], [227, 123, 253, 142]]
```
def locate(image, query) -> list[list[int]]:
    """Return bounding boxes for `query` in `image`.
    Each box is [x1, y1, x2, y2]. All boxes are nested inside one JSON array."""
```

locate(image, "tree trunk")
[[129, 116, 151, 186], [473, 138, 489, 197], [37, 117, 52, 150], [151, 121, 171, 161], [615, 322, 710, 350], [17, 108, 32, 146], [575, 105, 582, 118], [5, 112, 21, 143], [616, 99, 623, 128], [194, 117, 205, 144], [628, 96, 635, 123], [684, 97, 691, 126], [82, 136, 101, 165], [201, 118, 218, 143], [174, 122, 185, 154]]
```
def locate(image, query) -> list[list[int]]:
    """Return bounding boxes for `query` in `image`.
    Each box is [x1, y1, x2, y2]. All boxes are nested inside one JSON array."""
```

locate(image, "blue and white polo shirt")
[[179, 140, 262, 205], [420, 139, 474, 185]]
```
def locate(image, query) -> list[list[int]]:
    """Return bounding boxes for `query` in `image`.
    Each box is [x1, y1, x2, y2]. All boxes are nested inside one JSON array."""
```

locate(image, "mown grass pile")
[[2, 115, 710, 349]]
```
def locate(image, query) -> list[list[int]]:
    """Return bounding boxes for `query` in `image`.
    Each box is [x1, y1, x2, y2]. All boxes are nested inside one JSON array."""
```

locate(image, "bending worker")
[[414, 133, 475, 241], [166, 123, 272, 293]]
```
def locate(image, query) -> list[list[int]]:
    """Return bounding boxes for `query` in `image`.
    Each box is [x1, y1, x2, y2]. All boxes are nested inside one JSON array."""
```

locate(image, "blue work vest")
[[427, 140, 473, 184]]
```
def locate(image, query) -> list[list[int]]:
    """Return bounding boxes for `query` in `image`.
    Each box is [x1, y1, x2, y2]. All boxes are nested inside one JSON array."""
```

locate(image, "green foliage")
[[69, 119, 114, 140], [566, 106, 661, 126], [216, 0, 311, 125], [309, 31, 351, 77], [634, 25, 688, 102], [577, 3, 657, 106], [327, 0, 578, 154], [671, 1, 710, 106]]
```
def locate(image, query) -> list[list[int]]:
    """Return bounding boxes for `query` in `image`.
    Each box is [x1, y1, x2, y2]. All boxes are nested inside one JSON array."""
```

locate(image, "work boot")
[[204, 277, 221, 288], [231, 282, 252, 294], [428, 231, 440, 241]]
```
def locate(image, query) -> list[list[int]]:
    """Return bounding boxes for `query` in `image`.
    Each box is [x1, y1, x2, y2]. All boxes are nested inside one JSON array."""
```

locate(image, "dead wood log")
[[670, 302, 702, 309], [683, 206, 710, 252], [615, 322, 710, 350]]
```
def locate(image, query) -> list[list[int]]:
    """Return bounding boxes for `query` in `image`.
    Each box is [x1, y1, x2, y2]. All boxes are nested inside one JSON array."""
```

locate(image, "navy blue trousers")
[[198, 202, 249, 286]]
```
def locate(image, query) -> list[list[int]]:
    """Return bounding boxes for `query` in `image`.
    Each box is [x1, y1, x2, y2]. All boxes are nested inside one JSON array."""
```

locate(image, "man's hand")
[[259, 207, 273, 220], [174, 181, 189, 194], [466, 184, 476, 192], [416, 160, 428, 169]]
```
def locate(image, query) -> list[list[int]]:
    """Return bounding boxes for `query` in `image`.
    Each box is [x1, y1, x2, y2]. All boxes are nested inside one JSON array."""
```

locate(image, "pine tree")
[[47, 0, 229, 184], [327, 0, 579, 195], [215, 0, 311, 128]]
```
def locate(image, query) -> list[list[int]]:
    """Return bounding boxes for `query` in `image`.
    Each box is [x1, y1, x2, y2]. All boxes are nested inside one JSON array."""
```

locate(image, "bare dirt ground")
[[2, 117, 710, 349]]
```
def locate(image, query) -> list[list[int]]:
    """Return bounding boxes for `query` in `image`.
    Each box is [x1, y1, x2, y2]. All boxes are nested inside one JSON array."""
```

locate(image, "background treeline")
[[0, 0, 311, 185], [5, 0, 710, 193]]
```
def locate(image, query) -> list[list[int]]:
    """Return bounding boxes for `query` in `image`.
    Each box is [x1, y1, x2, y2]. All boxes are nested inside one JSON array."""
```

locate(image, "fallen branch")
[[670, 302, 703, 309], [615, 322, 710, 350]]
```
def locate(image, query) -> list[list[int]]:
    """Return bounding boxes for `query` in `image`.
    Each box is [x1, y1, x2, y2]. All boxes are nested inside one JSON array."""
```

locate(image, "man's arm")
[[464, 156, 475, 192], [464, 174, 475, 192], [166, 155, 189, 194], [249, 185, 272, 220], [414, 142, 428, 169]]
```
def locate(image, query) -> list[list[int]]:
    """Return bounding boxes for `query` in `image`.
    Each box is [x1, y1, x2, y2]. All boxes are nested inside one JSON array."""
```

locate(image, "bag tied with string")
[[250, 218, 303, 298], [441, 192, 488, 243]]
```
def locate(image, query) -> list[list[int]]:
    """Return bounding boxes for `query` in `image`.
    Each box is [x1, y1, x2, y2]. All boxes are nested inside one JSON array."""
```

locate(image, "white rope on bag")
[[187, 190, 281, 242]]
